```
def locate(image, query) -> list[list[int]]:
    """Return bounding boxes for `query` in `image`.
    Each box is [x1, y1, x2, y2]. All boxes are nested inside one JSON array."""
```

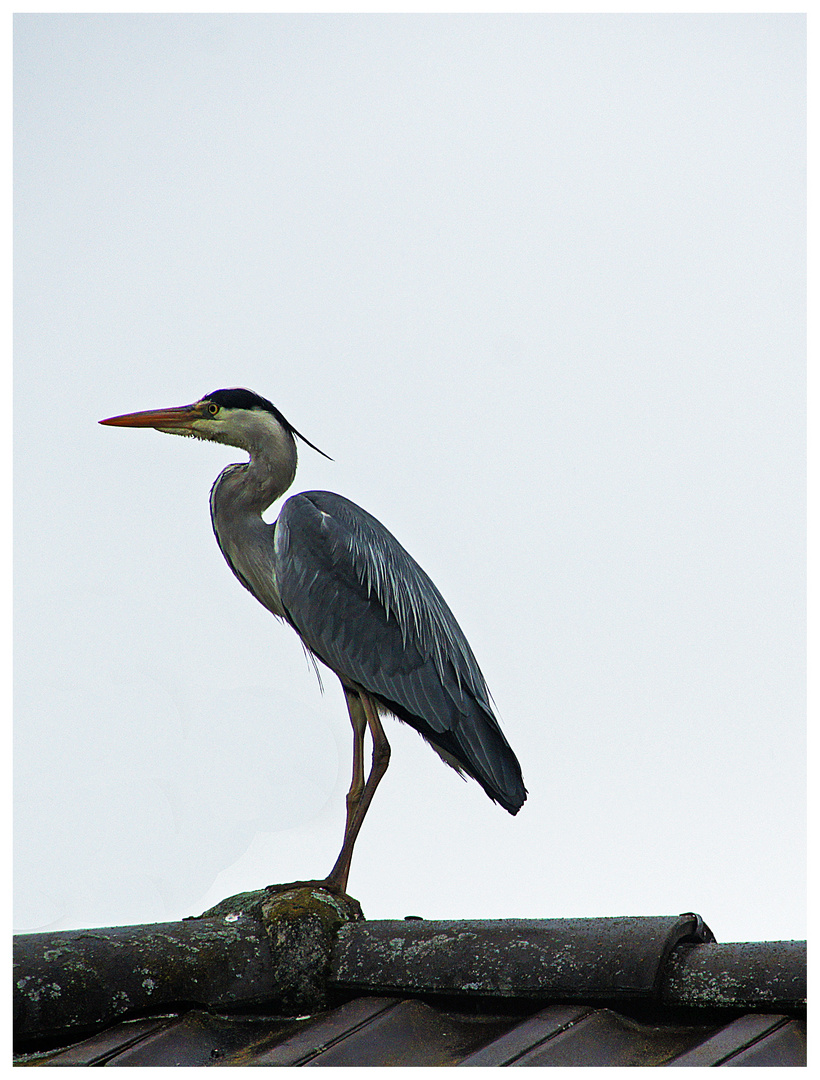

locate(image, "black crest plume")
[[205, 388, 332, 460]]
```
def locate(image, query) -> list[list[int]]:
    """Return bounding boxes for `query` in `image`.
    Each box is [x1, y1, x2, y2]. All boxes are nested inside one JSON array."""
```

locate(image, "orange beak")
[[99, 402, 210, 431]]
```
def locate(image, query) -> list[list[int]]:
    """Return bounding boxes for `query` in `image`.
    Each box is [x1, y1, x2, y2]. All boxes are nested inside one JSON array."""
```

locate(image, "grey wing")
[[274, 491, 526, 814]]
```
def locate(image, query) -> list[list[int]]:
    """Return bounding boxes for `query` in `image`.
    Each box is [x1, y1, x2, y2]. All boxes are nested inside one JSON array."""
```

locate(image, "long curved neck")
[[209, 424, 297, 617], [211, 423, 297, 519]]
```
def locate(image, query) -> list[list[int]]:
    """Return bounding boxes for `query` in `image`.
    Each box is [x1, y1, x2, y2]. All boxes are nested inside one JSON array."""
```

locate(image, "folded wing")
[[274, 490, 526, 814]]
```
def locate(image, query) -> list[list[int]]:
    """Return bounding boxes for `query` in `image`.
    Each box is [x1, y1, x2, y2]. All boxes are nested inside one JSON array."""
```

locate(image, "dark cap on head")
[[204, 388, 332, 460]]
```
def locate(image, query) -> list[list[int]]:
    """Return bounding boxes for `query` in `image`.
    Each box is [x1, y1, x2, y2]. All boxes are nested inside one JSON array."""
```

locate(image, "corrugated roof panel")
[[505, 1008, 710, 1068], [665, 1013, 794, 1067], [103, 1011, 300, 1068], [457, 1004, 592, 1066], [720, 1019, 806, 1067], [23, 1017, 174, 1067], [300, 999, 514, 1068], [14, 1001, 808, 1067], [217, 997, 399, 1066]]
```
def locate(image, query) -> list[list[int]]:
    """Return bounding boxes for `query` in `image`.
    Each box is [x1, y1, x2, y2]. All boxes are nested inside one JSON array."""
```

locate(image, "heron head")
[[99, 388, 330, 459]]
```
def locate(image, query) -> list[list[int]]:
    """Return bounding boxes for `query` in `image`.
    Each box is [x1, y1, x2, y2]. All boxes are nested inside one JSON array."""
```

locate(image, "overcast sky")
[[15, 13, 805, 943]]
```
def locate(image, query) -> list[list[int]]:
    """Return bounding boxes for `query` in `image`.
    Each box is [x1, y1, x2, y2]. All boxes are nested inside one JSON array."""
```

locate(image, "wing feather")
[[274, 491, 526, 813]]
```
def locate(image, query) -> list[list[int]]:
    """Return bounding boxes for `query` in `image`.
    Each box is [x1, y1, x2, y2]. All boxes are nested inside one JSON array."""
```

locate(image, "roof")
[[13, 886, 806, 1067]]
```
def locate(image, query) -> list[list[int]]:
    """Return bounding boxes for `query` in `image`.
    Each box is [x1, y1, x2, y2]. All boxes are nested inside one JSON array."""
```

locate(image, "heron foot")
[[263, 880, 364, 920]]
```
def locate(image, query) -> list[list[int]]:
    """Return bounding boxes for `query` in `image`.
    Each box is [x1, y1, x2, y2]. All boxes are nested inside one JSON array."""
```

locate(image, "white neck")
[[206, 410, 299, 618]]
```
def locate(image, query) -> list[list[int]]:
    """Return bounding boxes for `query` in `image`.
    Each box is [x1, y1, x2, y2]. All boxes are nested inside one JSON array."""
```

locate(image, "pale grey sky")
[[15, 13, 805, 941]]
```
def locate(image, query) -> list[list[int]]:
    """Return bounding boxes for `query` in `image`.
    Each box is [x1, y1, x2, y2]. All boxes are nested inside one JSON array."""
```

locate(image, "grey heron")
[[100, 388, 526, 893]]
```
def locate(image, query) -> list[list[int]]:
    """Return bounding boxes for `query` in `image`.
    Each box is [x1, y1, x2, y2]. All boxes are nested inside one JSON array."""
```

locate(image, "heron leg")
[[324, 689, 366, 892], [325, 690, 391, 893], [343, 688, 367, 834]]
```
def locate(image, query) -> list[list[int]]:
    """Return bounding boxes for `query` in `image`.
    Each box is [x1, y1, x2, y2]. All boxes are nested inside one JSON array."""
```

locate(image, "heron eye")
[[208, 403, 219, 416]]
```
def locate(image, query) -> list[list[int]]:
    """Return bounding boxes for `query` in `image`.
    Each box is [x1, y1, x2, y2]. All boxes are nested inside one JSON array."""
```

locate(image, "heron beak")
[[99, 402, 210, 433]]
